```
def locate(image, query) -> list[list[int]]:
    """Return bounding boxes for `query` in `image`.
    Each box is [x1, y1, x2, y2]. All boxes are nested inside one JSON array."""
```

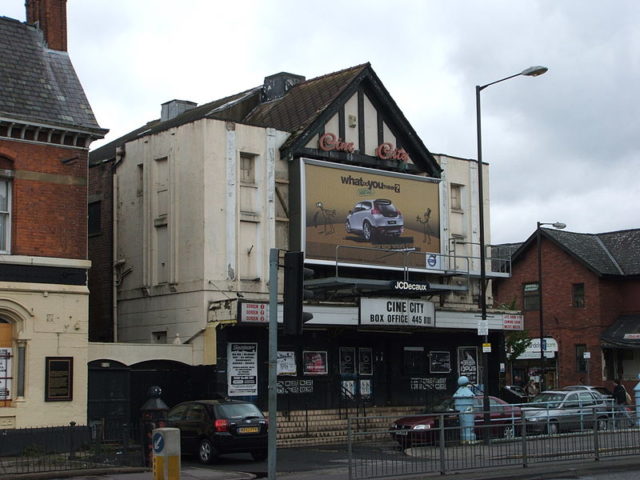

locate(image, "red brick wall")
[[493, 235, 640, 388], [26, 0, 68, 51], [88, 160, 114, 341], [0, 140, 87, 260]]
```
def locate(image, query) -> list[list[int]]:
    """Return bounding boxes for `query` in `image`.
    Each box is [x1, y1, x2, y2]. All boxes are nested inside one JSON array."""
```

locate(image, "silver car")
[[523, 390, 610, 434], [345, 199, 403, 241]]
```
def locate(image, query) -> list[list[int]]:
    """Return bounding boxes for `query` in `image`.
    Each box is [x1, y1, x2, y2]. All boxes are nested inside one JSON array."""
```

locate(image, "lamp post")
[[536, 221, 566, 392], [475, 66, 547, 427]]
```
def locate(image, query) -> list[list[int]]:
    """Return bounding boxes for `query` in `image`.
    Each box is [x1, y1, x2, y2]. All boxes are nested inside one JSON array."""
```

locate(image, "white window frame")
[[0, 175, 12, 254]]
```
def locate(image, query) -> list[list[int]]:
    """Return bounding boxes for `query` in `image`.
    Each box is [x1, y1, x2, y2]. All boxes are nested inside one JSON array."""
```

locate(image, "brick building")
[[494, 228, 640, 393], [0, 0, 106, 427]]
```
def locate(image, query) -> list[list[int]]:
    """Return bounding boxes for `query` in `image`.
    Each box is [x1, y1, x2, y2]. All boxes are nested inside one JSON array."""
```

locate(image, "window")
[[240, 153, 255, 184], [523, 283, 540, 311], [0, 176, 11, 253], [0, 320, 12, 404], [572, 283, 585, 308], [152, 331, 167, 344], [403, 346, 425, 375], [576, 344, 587, 373], [88, 201, 101, 235], [450, 184, 462, 211]]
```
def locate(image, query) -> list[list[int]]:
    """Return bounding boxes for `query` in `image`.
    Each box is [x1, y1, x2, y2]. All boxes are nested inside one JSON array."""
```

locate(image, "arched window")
[[0, 319, 12, 405]]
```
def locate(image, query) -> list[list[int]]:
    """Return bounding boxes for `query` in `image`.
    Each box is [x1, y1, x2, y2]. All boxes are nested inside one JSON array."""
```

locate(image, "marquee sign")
[[360, 297, 435, 327]]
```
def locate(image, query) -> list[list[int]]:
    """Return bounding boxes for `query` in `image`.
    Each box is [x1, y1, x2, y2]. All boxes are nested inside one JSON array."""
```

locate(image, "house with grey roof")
[[494, 227, 640, 392], [0, 0, 105, 428]]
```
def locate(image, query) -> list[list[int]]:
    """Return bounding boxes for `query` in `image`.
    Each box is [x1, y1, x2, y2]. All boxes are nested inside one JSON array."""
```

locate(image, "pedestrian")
[[612, 379, 633, 428], [525, 379, 539, 398]]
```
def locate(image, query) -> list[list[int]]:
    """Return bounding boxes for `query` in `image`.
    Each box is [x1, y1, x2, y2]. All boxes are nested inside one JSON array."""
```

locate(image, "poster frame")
[[302, 350, 328, 376]]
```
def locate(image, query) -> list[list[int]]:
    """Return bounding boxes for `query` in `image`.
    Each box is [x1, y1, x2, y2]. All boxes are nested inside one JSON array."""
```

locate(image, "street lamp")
[[537, 221, 566, 392], [475, 65, 547, 426]]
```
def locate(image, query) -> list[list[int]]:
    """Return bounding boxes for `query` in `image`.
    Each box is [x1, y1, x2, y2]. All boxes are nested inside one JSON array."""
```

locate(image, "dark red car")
[[390, 396, 521, 448]]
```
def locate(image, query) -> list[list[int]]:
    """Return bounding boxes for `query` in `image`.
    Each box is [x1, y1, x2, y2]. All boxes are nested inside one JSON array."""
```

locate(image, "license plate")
[[396, 430, 408, 436], [388, 221, 396, 224], [238, 426, 259, 434]]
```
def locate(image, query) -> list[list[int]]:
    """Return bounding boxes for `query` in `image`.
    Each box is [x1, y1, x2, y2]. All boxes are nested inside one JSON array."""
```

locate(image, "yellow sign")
[[482, 343, 492, 353]]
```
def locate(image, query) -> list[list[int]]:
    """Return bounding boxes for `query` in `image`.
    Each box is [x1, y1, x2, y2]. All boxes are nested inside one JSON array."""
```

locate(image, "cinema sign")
[[318, 133, 409, 162]]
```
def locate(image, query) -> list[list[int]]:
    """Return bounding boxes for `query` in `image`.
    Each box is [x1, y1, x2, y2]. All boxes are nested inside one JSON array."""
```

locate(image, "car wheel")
[[546, 421, 559, 435], [362, 221, 373, 241], [197, 438, 218, 464], [596, 417, 609, 431], [503, 424, 516, 439], [345, 219, 352, 234], [251, 450, 267, 461]]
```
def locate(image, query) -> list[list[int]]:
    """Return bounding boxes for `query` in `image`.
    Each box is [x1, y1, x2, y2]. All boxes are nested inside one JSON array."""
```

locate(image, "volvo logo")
[[390, 281, 430, 292]]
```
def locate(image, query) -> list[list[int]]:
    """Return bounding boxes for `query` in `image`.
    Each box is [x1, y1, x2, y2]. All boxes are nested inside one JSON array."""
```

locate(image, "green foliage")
[[506, 330, 532, 362]]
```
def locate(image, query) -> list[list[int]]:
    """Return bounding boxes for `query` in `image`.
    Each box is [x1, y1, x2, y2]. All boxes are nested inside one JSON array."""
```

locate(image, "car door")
[[560, 392, 581, 431], [352, 201, 371, 232], [181, 403, 209, 453], [166, 403, 190, 450], [578, 392, 596, 430]]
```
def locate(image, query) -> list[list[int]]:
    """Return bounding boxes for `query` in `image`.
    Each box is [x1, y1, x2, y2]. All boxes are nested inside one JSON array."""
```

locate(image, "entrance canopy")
[[601, 315, 640, 348]]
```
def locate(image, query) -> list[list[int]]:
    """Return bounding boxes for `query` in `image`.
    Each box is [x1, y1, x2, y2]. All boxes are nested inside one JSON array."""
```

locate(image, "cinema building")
[[88, 64, 520, 418]]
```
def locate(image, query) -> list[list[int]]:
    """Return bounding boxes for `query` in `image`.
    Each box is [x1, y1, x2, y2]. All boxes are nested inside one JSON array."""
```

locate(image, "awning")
[[601, 315, 640, 348]]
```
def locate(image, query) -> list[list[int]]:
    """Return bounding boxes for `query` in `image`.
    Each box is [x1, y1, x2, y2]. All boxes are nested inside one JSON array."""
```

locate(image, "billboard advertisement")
[[302, 159, 440, 270]]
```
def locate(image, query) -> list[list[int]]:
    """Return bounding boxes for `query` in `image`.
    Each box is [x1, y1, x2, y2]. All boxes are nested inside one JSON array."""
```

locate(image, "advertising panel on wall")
[[301, 159, 441, 271], [228, 343, 258, 396]]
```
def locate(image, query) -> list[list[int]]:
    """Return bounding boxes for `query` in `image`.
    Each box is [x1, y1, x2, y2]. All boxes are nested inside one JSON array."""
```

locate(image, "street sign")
[[482, 343, 492, 353], [477, 319, 489, 336]]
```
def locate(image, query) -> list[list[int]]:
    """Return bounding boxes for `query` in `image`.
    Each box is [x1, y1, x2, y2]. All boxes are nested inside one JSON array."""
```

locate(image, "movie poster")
[[457, 346, 478, 384]]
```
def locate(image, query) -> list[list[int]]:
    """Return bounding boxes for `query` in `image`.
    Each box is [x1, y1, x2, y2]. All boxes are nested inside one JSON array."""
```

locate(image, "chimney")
[[261, 72, 305, 102], [161, 100, 197, 122], [26, 0, 68, 51]]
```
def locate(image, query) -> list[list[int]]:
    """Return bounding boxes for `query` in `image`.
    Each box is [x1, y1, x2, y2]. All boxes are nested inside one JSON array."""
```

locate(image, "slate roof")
[[601, 314, 640, 348], [0, 16, 104, 134], [511, 228, 640, 277], [90, 63, 441, 175]]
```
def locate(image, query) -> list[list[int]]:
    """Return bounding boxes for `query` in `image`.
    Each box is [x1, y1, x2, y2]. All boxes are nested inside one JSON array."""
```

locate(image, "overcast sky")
[[4, 0, 639, 244]]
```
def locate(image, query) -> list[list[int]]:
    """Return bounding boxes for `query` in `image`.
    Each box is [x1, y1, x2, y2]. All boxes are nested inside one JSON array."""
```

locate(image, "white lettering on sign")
[[360, 297, 435, 328], [391, 281, 430, 292]]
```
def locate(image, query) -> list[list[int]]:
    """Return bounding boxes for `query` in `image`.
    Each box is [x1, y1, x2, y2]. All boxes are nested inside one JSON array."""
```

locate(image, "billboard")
[[301, 159, 440, 270]]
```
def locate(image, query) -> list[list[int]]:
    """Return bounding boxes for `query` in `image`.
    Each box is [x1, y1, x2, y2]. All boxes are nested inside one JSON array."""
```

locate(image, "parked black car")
[[166, 399, 267, 464]]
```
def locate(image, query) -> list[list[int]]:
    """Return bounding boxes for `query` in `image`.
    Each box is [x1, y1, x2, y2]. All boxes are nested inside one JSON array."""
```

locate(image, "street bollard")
[[453, 376, 476, 443], [634, 374, 640, 427], [152, 428, 181, 480]]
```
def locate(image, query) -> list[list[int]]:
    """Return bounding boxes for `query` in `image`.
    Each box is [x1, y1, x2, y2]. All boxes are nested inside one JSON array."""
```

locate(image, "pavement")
[[4, 455, 640, 480]]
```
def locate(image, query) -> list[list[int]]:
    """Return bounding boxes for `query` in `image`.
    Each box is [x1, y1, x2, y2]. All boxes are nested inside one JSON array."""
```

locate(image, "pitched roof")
[[90, 63, 440, 175], [511, 228, 640, 277], [0, 16, 104, 134]]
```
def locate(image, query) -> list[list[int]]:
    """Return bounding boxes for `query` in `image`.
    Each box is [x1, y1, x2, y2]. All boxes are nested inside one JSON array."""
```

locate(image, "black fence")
[[0, 422, 145, 475], [347, 405, 640, 479]]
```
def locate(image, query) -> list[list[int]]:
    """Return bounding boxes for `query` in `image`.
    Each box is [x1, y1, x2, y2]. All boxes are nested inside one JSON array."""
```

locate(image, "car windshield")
[[427, 398, 456, 413], [216, 403, 263, 419], [529, 393, 565, 408], [374, 200, 397, 214]]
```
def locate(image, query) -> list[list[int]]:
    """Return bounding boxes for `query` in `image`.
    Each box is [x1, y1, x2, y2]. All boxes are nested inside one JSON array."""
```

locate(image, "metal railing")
[[279, 382, 310, 436], [347, 404, 640, 479], [0, 422, 145, 475], [339, 383, 368, 420]]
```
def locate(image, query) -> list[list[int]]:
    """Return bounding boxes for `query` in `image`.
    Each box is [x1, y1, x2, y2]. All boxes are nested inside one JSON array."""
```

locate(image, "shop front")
[[510, 337, 558, 390], [219, 300, 520, 411]]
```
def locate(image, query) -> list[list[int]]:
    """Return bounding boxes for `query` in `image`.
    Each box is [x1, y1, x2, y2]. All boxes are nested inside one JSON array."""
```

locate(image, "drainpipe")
[[112, 145, 125, 342]]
